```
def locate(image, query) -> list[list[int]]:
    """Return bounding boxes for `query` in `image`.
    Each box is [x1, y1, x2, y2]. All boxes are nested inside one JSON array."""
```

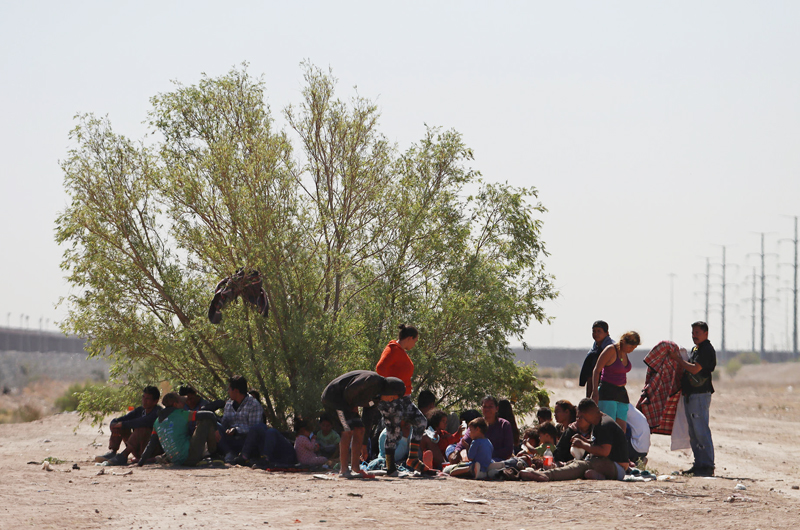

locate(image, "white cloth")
[[670, 346, 691, 451], [626, 403, 651, 453]]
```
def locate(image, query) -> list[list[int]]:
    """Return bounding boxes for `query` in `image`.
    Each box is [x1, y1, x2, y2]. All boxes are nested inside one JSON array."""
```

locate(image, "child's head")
[[468, 417, 488, 439], [294, 418, 311, 436], [522, 427, 540, 448], [318, 415, 333, 434], [536, 406, 553, 424], [428, 410, 449, 432], [536, 421, 559, 445]]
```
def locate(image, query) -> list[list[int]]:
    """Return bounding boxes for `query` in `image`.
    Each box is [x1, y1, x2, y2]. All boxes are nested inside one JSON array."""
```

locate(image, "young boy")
[[444, 418, 501, 479], [315, 415, 341, 459], [321, 370, 406, 479], [536, 406, 553, 425], [294, 418, 328, 467]]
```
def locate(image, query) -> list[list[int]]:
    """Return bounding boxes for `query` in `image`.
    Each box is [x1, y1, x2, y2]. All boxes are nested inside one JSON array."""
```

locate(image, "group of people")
[[95, 320, 717, 482]]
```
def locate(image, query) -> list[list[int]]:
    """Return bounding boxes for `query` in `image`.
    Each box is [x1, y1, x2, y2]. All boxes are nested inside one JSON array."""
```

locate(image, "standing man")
[[671, 321, 716, 477], [580, 320, 614, 398]]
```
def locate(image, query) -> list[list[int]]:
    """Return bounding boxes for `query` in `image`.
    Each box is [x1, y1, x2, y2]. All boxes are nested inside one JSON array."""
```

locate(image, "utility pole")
[[761, 234, 766, 356], [751, 267, 757, 352], [705, 258, 710, 323], [722, 246, 727, 355]]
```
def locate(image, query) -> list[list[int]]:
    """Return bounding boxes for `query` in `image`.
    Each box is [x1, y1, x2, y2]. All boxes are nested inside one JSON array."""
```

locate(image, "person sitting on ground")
[[625, 403, 650, 465], [138, 392, 218, 467], [497, 399, 521, 450], [449, 396, 514, 464], [553, 399, 577, 439], [520, 398, 629, 482], [178, 385, 210, 434], [315, 415, 341, 459], [365, 422, 411, 471], [217, 375, 265, 464], [553, 410, 593, 464], [536, 406, 553, 426], [96, 385, 162, 466], [321, 369, 406, 479], [519, 427, 539, 456], [533, 422, 559, 456], [421, 409, 464, 469], [443, 409, 481, 463], [444, 418, 503, 479], [293, 418, 328, 468], [591, 331, 641, 433], [236, 422, 297, 468]]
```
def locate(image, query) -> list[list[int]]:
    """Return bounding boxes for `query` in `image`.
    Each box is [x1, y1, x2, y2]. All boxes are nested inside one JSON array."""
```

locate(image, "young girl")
[[294, 419, 328, 467]]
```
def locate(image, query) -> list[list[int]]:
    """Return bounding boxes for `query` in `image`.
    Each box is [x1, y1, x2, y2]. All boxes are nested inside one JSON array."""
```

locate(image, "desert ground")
[[1, 362, 799, 530]]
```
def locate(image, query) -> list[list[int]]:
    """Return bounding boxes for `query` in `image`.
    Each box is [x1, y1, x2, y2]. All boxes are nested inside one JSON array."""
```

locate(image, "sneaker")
[[233, 455, 248, 466], [94, 450, 116, 463], [224, 452, 237, 465], [678, 466, 697, 476], [105, 453, 128, 466], [503, 467, 520, 481]]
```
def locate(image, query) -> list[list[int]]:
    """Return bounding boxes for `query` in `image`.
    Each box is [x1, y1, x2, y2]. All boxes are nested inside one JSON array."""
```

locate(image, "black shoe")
[[693, 466, 715, 477], [233, 455, 248, 466], [94, 450, 117, 463], [677, 466, 697, 476]]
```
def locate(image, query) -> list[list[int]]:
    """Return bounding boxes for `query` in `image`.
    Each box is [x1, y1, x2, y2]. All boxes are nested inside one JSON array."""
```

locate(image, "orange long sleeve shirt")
[[375, 340, 414, 396]]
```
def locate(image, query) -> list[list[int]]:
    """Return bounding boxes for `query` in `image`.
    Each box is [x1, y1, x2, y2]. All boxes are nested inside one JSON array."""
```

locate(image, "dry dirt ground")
[[1, 363, 799, 529]]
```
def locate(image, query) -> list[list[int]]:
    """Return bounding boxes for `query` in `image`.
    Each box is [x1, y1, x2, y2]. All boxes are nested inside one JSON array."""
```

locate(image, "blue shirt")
[[468, 437, 493, 471]]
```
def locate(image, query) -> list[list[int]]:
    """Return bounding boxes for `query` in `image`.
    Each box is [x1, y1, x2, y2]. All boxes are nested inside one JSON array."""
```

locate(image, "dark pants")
[[217, 423, 247, 455], [542, 456, 622, 481], [241, 424, 297, 465], [185, 416, 218, 466]]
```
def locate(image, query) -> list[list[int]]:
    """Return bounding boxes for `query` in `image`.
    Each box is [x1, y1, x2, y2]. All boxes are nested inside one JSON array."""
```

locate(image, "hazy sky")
[[2, 2, 799, 352]]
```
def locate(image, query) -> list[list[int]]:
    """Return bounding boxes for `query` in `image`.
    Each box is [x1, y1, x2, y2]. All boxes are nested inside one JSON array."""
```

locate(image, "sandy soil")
[[1, 363, 799, 529]]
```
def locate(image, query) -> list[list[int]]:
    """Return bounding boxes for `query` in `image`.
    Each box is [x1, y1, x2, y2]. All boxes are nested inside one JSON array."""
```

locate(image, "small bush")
[[726, 358, 743, 378], [55, 382, 104, 412], [0, 404, 43, 424], [735, 351, 761, 365]]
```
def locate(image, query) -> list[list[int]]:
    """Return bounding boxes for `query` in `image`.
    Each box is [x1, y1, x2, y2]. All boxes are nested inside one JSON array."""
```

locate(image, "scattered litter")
[[312, 474, 335, 480], [462, 498, 489, 504], [422, 502, 458, 506], [41, 462, 54, 472], [62, 468, 71, 473], [112, 470, 133, 476], [792, 485, 799, 490], [42, 439, 52, 443], [293, 519, 301, 524], [95, 469, 105, 476], [27, 461, 40, 465], [347, 492, 363, 497], [657, 475, 675, 481], [72, 463, 80, 470], [90, 481, 99, 485], [725, 494, 755, 503], [735, 483, 747, 491]]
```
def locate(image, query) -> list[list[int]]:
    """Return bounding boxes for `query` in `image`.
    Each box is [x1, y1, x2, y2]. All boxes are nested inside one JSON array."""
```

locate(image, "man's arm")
[[572, 437, 611, 458], [120, 407, 160, 430], [670, 349, 703, 374]]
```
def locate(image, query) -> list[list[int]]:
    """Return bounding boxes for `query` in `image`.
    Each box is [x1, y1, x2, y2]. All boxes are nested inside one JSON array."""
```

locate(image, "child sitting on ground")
[[422, 410, 463, 469], [294, 418, 328, 467], [534, 422, 559, 457], [536, 406, 553, 425], [315, 415, 340, 459], [443, 418, 503, 479]]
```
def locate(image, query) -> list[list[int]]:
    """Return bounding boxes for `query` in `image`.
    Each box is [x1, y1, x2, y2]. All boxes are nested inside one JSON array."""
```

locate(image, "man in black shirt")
[[321, 370, 406, 479], [520, 398, 629, 481], [671, 321, 716, 476]]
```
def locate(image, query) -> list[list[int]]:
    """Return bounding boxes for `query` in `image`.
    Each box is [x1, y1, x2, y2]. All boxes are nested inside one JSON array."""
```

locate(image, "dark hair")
[[418, 390, 436, 411], [161, 392, 180, 407], [459, 409, 481, 424], [143, 385, 160, 401], [178, 385, 197, 396], [319, 414, 332, 425], [481, 395, 499, 408], [577, 398, 599, 413], [522, 427, 540, 447], [592, 320, 609, 333], [248, 389, 261, 401], [398, 324, 419, 341], [692, 321, 709, 333], [497, 399, 520, 447], [468, 417, 488, 435], [536, 421, 559, 442], [228, 375, 248, 395], [428, 409, 448, 430], [536, 406, 552, 421], [294, 418, 309, 433], [554, 400, 577, 423]]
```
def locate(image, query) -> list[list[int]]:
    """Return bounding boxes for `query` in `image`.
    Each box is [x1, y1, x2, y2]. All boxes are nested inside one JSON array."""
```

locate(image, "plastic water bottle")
[[543, 447, 554, 468], [425, 426, 439, 443]]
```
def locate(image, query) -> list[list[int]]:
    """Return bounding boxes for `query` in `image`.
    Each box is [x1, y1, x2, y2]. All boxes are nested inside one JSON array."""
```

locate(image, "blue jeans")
[[241, 424, 297, 465], [684, 393, 714, 469]]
